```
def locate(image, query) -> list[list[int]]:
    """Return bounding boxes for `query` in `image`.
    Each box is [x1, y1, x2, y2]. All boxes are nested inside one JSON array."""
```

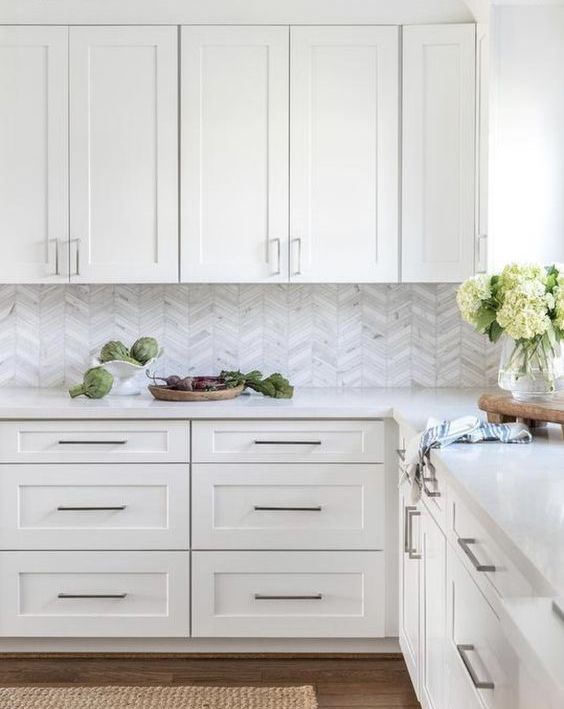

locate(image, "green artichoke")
[[99, 340, 131, 363], [130, 336, 159, 365], [69, 367, 114, 399]]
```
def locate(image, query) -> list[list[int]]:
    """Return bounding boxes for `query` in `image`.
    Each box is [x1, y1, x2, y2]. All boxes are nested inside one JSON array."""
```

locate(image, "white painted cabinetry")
[[0, 417, 388, 645], [399, 476, 422, 692], [420, 504, 447, 709], [70, 26, 178, 283], [402, 24, 476, 282], [290, 26, 399, 282], [181, 26, 289, 283], [0, 27, 68, 283]]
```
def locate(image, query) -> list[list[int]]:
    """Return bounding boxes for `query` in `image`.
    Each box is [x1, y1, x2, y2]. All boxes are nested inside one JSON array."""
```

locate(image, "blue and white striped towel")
[[403, 415, 532, 502]]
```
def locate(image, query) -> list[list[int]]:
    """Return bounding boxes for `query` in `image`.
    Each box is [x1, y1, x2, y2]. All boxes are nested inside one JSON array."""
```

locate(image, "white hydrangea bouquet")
[[457, 263, 564, 400]]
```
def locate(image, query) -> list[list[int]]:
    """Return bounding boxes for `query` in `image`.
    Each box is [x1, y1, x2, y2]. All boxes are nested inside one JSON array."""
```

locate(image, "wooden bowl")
[[148, 383, 245, 402]]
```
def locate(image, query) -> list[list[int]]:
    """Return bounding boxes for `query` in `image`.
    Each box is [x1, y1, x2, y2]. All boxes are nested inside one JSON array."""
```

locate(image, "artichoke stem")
[[68, 385, 85, 398]]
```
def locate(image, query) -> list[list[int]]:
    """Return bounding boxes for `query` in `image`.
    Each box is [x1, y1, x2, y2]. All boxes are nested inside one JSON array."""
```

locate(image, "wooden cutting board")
[[478, 392, 564, 433]]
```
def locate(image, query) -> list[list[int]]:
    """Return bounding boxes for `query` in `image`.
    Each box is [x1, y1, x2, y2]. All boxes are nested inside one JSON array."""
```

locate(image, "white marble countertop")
[[0, 385, 485, 425], [433, 428, 564, 596]]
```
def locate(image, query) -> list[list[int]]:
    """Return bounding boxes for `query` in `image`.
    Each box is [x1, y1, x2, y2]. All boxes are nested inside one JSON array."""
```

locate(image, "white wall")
[[0, 0, 473, 24], [490, 5, 564, 269]]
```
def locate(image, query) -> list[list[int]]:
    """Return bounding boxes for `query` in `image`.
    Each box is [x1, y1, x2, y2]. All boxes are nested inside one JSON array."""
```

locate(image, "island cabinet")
[[397, 426, 562, 709], [0, 417, 391, 647]]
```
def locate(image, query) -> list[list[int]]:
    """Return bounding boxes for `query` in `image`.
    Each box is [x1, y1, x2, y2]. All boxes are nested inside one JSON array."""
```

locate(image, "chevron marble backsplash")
[[0, 284, 500, 389]]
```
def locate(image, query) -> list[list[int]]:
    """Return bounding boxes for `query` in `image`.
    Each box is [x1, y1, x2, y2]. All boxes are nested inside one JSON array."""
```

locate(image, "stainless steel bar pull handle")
[[253, 505, 322, 512], [458, 538, 496, 572], [57, 506, 127, 511], [269, 238, 281, 275], [456, 644, 495, 690], [292, 238, 302, 276], [254, 594, 323, 601], [58, 593, 127, 600], [253, 440, 322, 446], [58, 440, 128, 445], [70, 238, 80, 276], [48, 239, 60, 276], [404, 506, 421, 559]]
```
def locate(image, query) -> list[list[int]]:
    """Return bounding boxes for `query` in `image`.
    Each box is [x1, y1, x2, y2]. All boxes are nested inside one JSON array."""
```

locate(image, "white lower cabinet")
[[447, 546, 518, 708], [399, 477, 422, 693], [421, 505, 447, 709], [192, 551, 384, 638], [192, 463, 384, 550], [0, 464, 190, 550], [0, 552, 190, 637]]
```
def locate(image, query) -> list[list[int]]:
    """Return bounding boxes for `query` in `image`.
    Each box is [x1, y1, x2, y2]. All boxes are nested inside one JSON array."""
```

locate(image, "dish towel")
[[402, 415, 532, 503]]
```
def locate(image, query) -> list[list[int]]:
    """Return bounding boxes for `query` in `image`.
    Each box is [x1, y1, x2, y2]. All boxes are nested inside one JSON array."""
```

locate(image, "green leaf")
[[475, 307, 497, 332], [488, 320, 504, 343]]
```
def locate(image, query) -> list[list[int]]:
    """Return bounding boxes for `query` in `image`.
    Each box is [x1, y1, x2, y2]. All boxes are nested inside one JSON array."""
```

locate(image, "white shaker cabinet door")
[[402, 24, 476, 283], [69, 26, 178, 283], [181, 26, 289, 283], [290, 26, 399, 283], [0, 27, 68, 283]]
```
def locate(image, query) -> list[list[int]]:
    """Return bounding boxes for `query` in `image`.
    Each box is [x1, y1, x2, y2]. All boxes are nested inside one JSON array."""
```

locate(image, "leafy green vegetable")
[[69, 367, 114, 399], [130, 337, 159, 365], [221, 370, 294, 399]]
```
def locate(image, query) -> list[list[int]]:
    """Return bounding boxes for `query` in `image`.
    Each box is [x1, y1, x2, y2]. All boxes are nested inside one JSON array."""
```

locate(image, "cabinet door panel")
[[402, 24, 475, 282], [399, 481, 421, 695], [290, 27, 399, 283], [70, 26, 178, 283], [0, 27, 68, 283], [421, 505, 447, 709], [181, 26, 289, 283]]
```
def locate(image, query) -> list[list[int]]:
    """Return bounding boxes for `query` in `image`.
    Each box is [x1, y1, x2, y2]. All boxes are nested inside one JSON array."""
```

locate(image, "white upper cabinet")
[[290, 26, 399, 283], [402, 24, 476, 283], [0, 27, 68, 283], [181, 26, 289, 283], [69, 26, 178, 283]]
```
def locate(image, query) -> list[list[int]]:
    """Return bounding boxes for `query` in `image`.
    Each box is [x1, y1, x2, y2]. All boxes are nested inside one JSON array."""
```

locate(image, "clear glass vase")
[[498, 335, 564, 401]]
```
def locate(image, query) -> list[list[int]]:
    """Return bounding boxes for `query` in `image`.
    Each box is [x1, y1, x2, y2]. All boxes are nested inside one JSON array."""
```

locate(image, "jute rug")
[[0, 685, 317, 709]]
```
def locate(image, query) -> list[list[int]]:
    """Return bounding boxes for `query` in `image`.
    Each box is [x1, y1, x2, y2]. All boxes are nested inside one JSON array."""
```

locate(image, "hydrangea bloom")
[[496, 281, 551, 340], [456, 274, 492, 327], [554, 283, 564, 331], [497, 263, 547, 297]]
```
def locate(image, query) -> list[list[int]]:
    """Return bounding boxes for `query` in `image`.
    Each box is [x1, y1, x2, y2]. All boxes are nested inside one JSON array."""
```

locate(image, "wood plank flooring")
[[0, 654, 420, 708]]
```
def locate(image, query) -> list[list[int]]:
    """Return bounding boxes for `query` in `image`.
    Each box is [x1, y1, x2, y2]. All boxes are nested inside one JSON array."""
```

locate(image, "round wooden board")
[[148, 383, 245, 402]]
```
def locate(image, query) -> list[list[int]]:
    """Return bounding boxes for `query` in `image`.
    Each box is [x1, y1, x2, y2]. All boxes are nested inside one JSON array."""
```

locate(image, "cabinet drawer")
[[448, 547, 518, 709], [192, 420, 384, 463], [452, 492, 533, 599], [0, 551, 190, 637], [192, 551, 384, 638], [192, 464, 384, 550], [0, 421, 189, 463], [0, 464, 190, 550]]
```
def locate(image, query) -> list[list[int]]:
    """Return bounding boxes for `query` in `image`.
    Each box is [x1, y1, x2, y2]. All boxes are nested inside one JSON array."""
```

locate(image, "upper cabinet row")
[[0, 24, 477, 284]]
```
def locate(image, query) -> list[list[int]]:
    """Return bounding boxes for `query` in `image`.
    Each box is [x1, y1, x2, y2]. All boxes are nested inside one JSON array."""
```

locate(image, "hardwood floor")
[[0, 654, 420, 708]]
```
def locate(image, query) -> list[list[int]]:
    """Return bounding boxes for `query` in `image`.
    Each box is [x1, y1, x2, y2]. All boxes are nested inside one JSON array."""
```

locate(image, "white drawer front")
[[448, 547, 518, 709], [0, 421, 189, 463], [192, 464, 384, 550], [192, 420, 384, 463], [192, 551, 384, 638], [0, 552, 190, 637], [452, 493, 533, 599], [0, 464, 190, 550]]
